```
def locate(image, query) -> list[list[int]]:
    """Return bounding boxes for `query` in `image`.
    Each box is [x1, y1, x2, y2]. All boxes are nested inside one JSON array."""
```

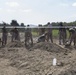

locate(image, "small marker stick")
[[53, 58, 57, 66]]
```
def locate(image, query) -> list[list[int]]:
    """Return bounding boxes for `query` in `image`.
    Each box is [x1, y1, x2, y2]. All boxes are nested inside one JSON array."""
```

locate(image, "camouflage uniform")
[[59, 23, 66, 45], [45, 22, 53, 43], [10, 29, 15, 42], [14, 28, 20, 41], [25, 25, 33, 46], [0, 38, 2, 46], [69, 28, 76, 46], [2, 26, 8, 45], [38, 25, 45, 36]]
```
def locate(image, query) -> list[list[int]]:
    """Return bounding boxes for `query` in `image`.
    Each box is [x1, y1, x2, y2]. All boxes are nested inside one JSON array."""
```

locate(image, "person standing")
[[38, 24, 45, 36], [45, 22, 53, 43], [58, 22, 67, 45], [69, 28, 76, 46], [25, 25, 33, 47], [14, 28, 20, 41], [10, 28, 15, 42], [2, 26, 8, 46]]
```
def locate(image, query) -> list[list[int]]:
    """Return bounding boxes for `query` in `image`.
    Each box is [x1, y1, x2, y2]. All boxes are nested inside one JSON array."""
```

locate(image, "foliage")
[[10, 20, 19, 26], [20, 23, 25, 26]]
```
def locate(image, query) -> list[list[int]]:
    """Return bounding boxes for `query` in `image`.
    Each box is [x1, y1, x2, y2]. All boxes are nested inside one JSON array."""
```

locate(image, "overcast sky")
[[0, 0, 76, 25]]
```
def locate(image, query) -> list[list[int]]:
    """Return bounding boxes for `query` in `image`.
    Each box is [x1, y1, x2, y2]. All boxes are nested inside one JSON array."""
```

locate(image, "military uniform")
[[45, 22, 53, 43], [69, 28, 76, 46], [0, 38, 3, 46], [14, 28, 20, 41], [10, 29, 15, 42], [25, 26, 33, 46], [58, 23, 66, 45], [2, 26, 8, 45], [38, 25, 45, 36], [59, 28, 66, 45]]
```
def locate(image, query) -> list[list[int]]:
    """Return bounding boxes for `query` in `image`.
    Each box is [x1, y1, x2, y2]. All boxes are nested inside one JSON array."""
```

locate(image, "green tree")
[[10, 20, 19, 26]]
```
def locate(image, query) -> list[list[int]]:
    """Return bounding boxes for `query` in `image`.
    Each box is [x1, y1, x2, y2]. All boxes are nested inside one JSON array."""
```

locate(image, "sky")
[[0, 0, 76, 25]]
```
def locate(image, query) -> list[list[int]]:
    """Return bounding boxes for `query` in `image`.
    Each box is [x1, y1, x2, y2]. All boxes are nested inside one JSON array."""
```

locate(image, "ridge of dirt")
[[30, 42, 67, 53], [6, 41, 24, 48], [0, 41, 76, 75]]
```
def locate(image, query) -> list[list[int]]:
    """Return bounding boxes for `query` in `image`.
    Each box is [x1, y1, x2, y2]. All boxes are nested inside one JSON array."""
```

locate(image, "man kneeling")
[[37, 34, 45, 43]]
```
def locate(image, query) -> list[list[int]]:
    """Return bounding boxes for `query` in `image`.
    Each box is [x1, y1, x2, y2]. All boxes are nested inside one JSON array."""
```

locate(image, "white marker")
[[53, 58, 57, 66]]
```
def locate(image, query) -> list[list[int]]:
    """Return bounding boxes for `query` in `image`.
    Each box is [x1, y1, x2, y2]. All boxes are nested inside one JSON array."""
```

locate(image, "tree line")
[[0, 20, 25, 26], [0, 20, 76, 26], [0, 19, 76, 32]]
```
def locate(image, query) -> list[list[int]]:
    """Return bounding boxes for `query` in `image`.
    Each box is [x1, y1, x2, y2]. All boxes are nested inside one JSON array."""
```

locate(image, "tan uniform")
[[25, 28, 33, 46], [69, 29, 76, 46], [10, 29, 15, 42], [38, 24, 45, 36], [59, 28, 66, 45], [45, 28, 53, 43], [2, 27, 8, 45], [0, 38, 3, 46], [45, 22, 53, 43], [14, 28, 20, 41], [38, 28, 45, 35]]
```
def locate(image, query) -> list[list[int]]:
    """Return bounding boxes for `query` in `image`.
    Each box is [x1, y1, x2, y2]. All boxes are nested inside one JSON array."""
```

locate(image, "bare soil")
[[0, 40, 76, 75]]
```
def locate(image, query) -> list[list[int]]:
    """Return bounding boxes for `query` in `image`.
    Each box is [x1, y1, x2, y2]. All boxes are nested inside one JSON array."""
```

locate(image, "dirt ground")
[[0, 33, 76, 75]]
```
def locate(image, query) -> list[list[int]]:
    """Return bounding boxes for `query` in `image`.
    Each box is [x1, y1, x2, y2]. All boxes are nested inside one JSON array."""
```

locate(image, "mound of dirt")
[[31, 42, 66, 53], [0, 45, 76, 75], [6, 41, 24, 48]]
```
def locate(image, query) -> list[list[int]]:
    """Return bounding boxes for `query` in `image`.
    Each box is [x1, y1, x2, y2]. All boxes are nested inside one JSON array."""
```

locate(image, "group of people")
[[0, 22, 76, 47], [38, 22, 53, 43], [58, 22, 76, 46], [10, 28, 20, 42], [0, 26, 20, 46], [38, 22, 76, 46]]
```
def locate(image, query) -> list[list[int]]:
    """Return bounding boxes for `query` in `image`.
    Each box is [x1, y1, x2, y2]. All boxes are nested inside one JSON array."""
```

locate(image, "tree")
[[20, 23, 25, 26], [10, 20, 19, 26]]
